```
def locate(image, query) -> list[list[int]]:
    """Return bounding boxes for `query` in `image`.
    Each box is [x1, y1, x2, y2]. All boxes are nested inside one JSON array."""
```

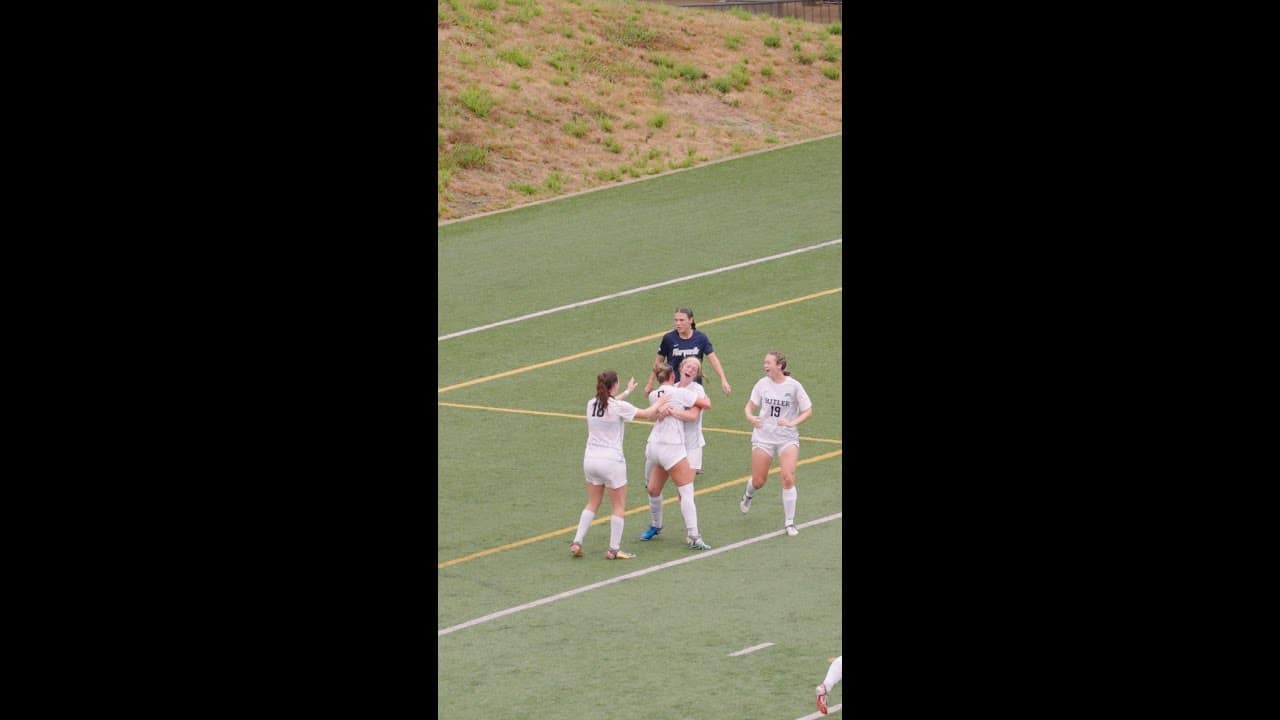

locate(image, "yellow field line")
[[437, 287, 842, 394], [438, 402, 586, 422], [438, 400, 843, 445], [437, 448, 842, 569]]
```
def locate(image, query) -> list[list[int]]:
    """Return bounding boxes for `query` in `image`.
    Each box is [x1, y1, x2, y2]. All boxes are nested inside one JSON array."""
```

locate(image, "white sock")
[[609, 515, 624, 549], [744, 478, 756, 498], [574, 509, 595, 544], [782, 486, 797, 526], [822, 656, 843, 690], [649, 495, 663, 528], [678, 483, 699, 538]]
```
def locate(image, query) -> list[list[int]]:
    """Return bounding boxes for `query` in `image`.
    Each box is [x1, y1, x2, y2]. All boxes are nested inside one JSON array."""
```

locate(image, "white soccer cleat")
[[786, 524, 799, 537]]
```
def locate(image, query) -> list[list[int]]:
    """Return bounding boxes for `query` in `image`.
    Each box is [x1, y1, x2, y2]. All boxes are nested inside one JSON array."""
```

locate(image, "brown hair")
[[676, 306, 696, 331], [768, 351, 791, 376], [653, 358, 674, 384], [596, 370, 618, 413]]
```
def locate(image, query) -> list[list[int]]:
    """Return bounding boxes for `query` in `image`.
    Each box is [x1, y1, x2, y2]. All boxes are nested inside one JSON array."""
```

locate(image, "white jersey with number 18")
[[584, 397, 639, 463]]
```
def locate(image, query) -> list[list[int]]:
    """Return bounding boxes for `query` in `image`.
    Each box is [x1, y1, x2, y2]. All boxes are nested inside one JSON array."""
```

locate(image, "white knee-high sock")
[[782, 486, 797, 526], [744, 477, 757, 498], [609, 515, 624, 549], [649, 495, 663, 528], [822, 656, 843, 690], [677, 483, 699, 538], [574, 509, 595, 544]]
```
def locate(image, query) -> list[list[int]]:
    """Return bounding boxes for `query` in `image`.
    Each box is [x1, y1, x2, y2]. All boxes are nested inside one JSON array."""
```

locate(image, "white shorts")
[[684, 445, 703, 472], [751, 439, 799, 458], [583, 458, 627, 489], [647, 449, 700, 482], [645, 443, 688, 472]]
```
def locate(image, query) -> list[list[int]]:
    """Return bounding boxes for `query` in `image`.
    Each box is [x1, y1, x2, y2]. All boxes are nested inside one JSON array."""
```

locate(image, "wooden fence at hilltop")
[[651, 0, 842, 25]]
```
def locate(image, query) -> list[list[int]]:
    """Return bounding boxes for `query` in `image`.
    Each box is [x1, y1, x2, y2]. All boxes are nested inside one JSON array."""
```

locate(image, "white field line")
[[796, 704, 843, 719], [437, 512, 842, 637], [729, 642, 775, 657], [438, 238, 842, 341]]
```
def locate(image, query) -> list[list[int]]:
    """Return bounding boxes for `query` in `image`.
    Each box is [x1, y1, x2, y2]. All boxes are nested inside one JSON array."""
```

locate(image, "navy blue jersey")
[[658, 330, 714, 381]]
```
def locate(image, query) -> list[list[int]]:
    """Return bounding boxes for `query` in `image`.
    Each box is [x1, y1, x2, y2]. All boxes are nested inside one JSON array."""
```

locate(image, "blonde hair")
[[680, 356, 702, 375]]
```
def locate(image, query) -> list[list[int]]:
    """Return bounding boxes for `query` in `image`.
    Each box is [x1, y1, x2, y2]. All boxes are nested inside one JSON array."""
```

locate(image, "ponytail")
[[596, 370, 618, 413]]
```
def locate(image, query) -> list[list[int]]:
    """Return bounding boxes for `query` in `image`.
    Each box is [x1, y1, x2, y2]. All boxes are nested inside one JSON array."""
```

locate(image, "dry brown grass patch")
[[438, 0, 841, 221]]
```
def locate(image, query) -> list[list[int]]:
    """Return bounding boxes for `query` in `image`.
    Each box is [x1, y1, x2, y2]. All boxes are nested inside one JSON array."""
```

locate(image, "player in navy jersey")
[[572, 370, 669, 560], [643, 306, 732, 397]]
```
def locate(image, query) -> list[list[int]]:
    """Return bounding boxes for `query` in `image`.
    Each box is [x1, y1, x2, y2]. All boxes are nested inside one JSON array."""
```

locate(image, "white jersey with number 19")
[[748, 376, 812, 445]]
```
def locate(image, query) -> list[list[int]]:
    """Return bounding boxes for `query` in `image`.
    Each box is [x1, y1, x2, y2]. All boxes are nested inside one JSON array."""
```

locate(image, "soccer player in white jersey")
[[740, 351, 814, 536], [640, 360, 713, 550], [816, 655, 842, 714], [573, 370, 669, 560], [643, 356, 712, 486], [675, 356, 710, 474]]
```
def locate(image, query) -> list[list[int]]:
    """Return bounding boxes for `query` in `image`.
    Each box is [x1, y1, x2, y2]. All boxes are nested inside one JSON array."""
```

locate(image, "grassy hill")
[[438, 0, 843, 221]]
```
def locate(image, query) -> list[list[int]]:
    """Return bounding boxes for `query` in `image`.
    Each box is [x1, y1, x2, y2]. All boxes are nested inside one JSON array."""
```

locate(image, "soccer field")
[[438, 135, 843, 719]]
